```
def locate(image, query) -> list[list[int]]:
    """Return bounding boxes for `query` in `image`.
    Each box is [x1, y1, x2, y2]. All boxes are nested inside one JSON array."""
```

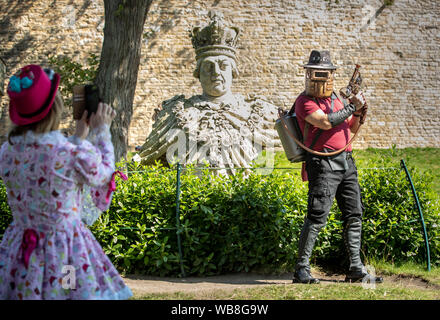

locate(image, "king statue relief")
[[138, 11, 280, 174]]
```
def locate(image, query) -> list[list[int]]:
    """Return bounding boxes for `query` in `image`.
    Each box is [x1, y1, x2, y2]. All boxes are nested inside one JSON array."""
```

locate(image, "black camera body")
[[84, 84, 100, 116], [73, 84, 101, 120]]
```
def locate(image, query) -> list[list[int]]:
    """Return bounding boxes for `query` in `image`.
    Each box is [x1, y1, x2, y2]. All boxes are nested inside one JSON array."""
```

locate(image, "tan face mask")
[[305, 69, 334, 98]]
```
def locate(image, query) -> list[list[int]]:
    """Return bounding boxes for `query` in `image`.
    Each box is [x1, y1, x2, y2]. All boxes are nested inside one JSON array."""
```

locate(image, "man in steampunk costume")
[[292, 50, 383, 284]]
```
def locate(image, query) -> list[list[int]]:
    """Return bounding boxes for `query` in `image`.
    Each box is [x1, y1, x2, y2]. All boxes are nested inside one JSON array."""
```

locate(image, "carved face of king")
[[199, 55, 234, 98]]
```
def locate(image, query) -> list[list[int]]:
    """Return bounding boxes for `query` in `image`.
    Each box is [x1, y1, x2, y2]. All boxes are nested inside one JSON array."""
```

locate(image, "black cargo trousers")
[[295, 151, 365, 273], [305, 151, 363, 227]]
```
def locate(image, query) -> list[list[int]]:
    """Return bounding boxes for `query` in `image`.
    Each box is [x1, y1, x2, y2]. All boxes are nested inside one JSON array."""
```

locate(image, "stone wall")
[[1, 0, 439, 150]]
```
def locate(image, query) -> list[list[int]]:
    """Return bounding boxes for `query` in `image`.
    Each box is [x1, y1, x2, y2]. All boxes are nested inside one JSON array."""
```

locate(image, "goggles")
[[306, 69, 333, 81]]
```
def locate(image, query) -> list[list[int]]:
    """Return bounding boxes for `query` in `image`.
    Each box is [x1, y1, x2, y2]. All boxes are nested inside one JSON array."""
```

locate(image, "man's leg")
[[336, 156, 383, 283], [293, 218, 325, 283], [293, 157, 341, 284]]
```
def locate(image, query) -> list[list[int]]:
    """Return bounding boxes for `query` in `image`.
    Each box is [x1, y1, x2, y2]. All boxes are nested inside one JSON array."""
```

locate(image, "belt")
[[309, 149, 352, 160], [19, 229, 40, 269]]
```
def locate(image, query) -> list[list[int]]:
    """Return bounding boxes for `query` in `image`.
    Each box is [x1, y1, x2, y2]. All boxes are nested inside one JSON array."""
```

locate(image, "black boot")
[[343, 218, 383, 283], [345, 265, 384, 283], [292, 218, 322, 284], [293, 267, 320, 284]]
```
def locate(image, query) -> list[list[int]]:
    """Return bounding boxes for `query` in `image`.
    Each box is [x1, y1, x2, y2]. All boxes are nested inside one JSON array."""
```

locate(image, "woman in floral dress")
[[0, 64, 132, 299]]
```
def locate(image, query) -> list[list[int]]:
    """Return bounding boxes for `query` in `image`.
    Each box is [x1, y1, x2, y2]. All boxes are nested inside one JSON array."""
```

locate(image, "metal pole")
[[175, 163, 186, 277], [400, 159, 431, 271]]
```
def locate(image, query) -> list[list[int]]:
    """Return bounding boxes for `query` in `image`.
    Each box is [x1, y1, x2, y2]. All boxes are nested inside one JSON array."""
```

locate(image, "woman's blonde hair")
[[8, 90, 65, 145]]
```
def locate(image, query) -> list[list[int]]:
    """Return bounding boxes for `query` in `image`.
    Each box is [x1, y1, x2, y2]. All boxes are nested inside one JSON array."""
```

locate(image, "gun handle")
[[339, 87, 351, 99]]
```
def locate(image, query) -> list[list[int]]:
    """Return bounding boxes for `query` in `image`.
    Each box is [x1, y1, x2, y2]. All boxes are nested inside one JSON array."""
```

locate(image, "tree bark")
[[0, 57, 6, 97], [0, 58, 6, 124], [96, 0, 153, 162]]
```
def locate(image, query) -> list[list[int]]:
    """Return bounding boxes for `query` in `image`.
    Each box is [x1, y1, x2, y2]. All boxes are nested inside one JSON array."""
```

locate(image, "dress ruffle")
[[0, 126, 131, 300], [0, 219, 132, 300]]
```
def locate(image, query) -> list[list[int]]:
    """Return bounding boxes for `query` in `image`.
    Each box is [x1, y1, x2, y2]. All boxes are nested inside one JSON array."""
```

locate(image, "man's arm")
[[304, 108, 333, 130], [348, 92, 366, 133], [348, 113, 361, 133], [304, 93, 365, 131]]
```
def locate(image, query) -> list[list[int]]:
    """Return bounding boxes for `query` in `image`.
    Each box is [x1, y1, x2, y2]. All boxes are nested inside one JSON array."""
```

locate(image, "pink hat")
[[7, 64, 60, 126]]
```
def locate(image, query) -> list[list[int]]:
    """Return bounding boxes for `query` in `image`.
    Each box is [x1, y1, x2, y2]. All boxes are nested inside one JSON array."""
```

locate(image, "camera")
[[72, 84, 101, 120]]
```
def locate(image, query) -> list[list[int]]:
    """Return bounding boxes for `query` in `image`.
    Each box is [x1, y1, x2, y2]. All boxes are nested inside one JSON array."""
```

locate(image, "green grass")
[[354, 147, 440, 195], [369, 258, 440, 286], [131, 262, 440, 300], [262, 147, 440, 196], [133, 285, 440, 300], [132, 278, 440, 300]]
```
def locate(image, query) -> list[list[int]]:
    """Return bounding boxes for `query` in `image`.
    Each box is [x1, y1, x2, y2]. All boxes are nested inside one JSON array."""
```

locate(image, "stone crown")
[[190, 11, 239, 61]]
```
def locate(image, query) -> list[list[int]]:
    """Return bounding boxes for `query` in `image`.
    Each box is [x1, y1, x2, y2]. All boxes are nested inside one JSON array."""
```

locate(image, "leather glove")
[[327, 103, 356, 127], [349, 91, 366, 113]]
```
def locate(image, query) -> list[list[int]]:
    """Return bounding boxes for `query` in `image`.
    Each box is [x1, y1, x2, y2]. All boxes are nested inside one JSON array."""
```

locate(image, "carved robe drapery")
[[139, 94, 280, 174]]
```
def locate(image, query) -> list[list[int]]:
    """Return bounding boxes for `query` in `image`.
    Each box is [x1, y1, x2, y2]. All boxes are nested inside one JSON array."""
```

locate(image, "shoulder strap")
[[329, 91, 337, 112], [288, 91, 306, 116], [307, 95, 322, 150], [307, 92, 337, 150]]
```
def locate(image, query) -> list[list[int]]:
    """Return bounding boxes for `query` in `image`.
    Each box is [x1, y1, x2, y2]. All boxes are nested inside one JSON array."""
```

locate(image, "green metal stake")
[[175, 163, 186, 277], [400, 159, 431, 271]]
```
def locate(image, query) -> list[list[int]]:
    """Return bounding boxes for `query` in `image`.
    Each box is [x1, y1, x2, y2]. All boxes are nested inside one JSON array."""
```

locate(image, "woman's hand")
[[73, 110, 89, 140], [89, 102, 116, 130]]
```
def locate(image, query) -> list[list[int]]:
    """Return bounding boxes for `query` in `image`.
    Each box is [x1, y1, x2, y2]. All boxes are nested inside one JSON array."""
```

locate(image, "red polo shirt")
[[294, 94, 353, 152]]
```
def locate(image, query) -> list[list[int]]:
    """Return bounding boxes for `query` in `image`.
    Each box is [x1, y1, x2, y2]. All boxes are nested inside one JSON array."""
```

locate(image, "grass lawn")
[[132, 262, 440, 300], [355, 147, 440, 196], [263, 147, 440, 196], [370, 259, 440, 286], [134, 282, 440, 300]]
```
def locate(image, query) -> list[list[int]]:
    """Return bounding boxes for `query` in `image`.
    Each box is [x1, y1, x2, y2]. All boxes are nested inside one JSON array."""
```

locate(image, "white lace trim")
[[81, 185, 103, 226], [87, 124, 111, 145]]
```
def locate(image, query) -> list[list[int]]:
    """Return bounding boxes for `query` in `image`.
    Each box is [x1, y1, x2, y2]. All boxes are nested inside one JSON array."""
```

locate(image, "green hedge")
[[0, 160, 439, 276], [0, 180, 12, 238]]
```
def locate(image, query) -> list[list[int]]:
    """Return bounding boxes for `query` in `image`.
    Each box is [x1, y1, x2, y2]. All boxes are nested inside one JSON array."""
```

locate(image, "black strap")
[[330, 92, 336, 112], [308, 99, 322, 150], [288, 91, 305, 116], [302, 92, 336, 151]]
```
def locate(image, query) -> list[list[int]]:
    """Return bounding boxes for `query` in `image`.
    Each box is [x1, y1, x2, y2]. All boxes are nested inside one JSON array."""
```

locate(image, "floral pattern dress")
[[0, 125, 132, 300]]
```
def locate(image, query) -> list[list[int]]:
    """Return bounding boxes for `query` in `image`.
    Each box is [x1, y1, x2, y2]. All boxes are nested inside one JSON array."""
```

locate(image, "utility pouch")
[[323, 148, 348, 171]]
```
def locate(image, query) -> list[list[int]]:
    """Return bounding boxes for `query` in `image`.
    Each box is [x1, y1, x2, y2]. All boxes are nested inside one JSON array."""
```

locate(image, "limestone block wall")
[[1, 0, 439, 150]]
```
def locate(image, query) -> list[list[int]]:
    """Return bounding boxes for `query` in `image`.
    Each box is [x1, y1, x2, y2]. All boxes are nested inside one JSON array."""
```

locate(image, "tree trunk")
[[0, 57, 6, 97], [96, 0, 153, 162], [0, 58, 6, 141]]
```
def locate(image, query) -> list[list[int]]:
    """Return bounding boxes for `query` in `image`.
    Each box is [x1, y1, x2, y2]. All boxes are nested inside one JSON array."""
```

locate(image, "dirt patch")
[[122, 268, 440, 298], [385, 274, 440, 291], [122, 273, 294, 296], [121, 268, 438, 298]]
